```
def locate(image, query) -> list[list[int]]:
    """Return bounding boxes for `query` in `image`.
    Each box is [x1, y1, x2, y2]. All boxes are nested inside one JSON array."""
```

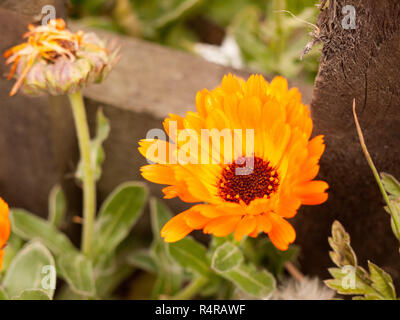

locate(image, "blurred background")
[[68, 0, 320, 83]]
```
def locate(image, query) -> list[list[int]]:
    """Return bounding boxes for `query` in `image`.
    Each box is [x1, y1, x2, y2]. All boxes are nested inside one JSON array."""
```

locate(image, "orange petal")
[[163, 114, 185, 142], [161, 213, 193, 243], [140, 164, 176, 185], [203, 215, 241, 237], [0, 198, 10, 246], [234, 216, 257, 241], [308, 135, 325, 159], [277, 194, 301, 218], [220, 73, 242, 94], [295, 181, 329, 205], [162, 185, 199, 203], [183, 210, 211, 229], [256, 214, 272, 233], [268, 214, 296, 251], [295, 180, 329, 195], [300, 192, 329, 205], [138, 139, 177, 164]]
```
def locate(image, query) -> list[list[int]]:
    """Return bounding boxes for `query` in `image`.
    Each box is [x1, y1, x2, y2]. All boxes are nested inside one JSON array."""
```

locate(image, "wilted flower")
[[4, 19, 119, 96], [0, 197, 10, 271], [271, 277, 336, 300], [139, 74, 328, 250]]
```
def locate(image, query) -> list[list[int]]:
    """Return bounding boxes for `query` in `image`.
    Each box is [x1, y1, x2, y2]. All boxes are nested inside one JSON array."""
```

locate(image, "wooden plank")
[[77, 23, 314, 119], [0, 3, 72, 218], [303, 0, 400, 279]]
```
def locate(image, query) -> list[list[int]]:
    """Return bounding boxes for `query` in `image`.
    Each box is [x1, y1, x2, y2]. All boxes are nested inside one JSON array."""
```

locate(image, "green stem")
[[352, 100, 400, 239], [171, 276, 208, 300], [68, 91, 96, 257]]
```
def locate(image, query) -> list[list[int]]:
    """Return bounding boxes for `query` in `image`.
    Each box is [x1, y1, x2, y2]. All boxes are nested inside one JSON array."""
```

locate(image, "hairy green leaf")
[[368, 262, 396, 300], [169, 237, 210, 277], [211, 242, 275, 298], [211, 242, 243, 272], [12, 289, 51, 300], [48, 184, 67, 228], [11, 209, 75, 256], [92, 182, 148, 264], [58, 252, 96, 297], [3, 241, 56, 299], [381, 172, 400, 198], [328, 221, 357, 267], [127, 249, 157, 274], [150, 199, 183, 298]]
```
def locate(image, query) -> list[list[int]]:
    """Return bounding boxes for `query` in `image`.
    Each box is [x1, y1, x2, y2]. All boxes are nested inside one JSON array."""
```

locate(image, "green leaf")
[[11, 209, 75, 256], [389, 202, 400, 241], [0, 287, 8, 300], [211, 242, 243, 272], [3, 241, 56, 299], [48, 184, 67, 228], [127, 249, 157, 274], [151, 241, 183, 299], [368, 262, 396, 300], [325, 267, 375, 297], [94, 247, 136, 298], [12, 289, 51, 300], [149, 199, 184, 298], [1, 233, 23, 273], [92, 182, 148, 264], [169, 237, 210, 277], [151, 0, 202, 29], [211, 242, 275, 298], [57, 252, 96, 297], [243, 238, 299, 278], [218, 263, 275, 298], [150, 197, 172, 239], [381, 173, 400, 197], [328, 221, 358, 268], [76, 108, 110, 181]]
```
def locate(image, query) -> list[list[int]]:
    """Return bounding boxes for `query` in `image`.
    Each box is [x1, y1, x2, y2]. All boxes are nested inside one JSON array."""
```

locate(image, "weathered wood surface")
[[0, 2, 74, 219], [304, 0, 400, 280]]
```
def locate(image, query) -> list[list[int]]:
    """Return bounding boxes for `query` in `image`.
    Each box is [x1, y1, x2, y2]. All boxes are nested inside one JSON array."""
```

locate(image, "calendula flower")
[[139, 74, 328, 250], [0, 197, 10, 271], [4, 19, 119, 96]]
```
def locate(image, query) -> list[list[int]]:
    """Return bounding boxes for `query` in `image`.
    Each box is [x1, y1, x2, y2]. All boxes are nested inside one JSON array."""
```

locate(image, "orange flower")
[[0, 197, 10, 271], [4, 19, 119, 96], [139, 74, 328, 250]]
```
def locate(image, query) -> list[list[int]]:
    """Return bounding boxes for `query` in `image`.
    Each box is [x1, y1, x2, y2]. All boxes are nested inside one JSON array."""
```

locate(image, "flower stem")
[[171, 276, 208, 300], [68, 91, 96, 257], [352, 99, 400, 239]]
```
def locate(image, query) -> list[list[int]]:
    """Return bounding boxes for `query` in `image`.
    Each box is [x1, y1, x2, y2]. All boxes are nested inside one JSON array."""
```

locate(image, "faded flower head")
[[0, 197, 10, 271], [4, 19, 119, 96], [271, 277, 336, 300], [139, 74, 328, 250]]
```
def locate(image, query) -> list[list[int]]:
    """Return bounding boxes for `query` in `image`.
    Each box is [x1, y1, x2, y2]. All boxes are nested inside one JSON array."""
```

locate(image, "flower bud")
[[4, 19, 119, 96]]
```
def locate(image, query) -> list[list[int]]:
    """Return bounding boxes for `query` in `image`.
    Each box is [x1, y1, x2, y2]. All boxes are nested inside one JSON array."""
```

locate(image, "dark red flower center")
[[218, 156, 279, 205]]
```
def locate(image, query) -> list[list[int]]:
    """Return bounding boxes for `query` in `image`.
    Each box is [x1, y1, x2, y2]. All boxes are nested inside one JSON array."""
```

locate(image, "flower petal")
[[161, 213, 193, 243], [268, 213, 296, 251], [234, 216, 257, 241], [203, 215, 241, 237]]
